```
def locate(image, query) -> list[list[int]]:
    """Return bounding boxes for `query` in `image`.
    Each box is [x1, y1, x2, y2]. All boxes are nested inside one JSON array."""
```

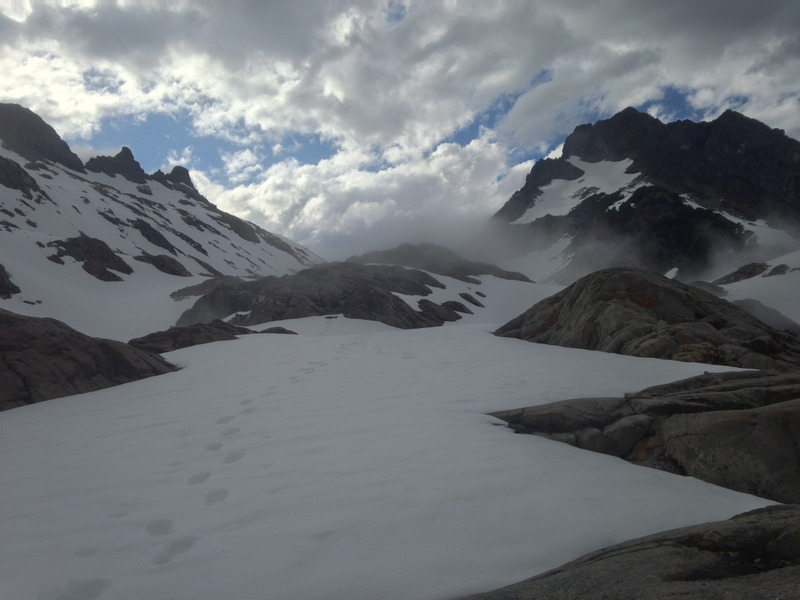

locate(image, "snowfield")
[[0, 308, 774, 600]]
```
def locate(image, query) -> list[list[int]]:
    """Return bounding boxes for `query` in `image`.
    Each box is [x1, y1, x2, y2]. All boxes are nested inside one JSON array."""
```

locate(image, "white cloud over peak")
[[2, 0, 799, 258]]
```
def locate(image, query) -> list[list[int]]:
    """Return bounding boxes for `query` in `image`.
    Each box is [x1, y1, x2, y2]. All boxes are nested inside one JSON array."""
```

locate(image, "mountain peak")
[[562, 107, 664, 162], [0, 103, 85, 172], [85, 146, 148, 184]]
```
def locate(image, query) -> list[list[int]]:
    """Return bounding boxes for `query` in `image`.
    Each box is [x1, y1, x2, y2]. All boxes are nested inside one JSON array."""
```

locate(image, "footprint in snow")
[[187, 472, 211, 485], [216, 415, 235, 424], [152, 535, 199, 565], [205, 442, 223, 451], [145, 518, 174, 536], [221, 450, 246, 464], [204, 489, 229, 504], [240, 406, 257, 415], [221, 426, 241, 436]]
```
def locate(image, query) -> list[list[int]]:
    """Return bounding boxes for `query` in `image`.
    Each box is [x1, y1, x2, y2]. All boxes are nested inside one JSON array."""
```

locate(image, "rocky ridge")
[[176, 261, 474, 329], [348, 242, 533, 283]]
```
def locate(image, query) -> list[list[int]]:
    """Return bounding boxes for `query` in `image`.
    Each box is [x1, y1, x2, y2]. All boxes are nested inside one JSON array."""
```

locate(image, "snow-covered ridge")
[[0, 140, 323, 339]]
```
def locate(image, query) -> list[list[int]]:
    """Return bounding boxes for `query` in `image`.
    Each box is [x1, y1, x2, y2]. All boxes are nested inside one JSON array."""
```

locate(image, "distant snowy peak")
[[492, 107, 800, 283]]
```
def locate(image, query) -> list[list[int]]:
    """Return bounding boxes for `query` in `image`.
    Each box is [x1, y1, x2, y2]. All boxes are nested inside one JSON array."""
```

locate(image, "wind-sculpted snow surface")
[[0, 319, 772, 600]]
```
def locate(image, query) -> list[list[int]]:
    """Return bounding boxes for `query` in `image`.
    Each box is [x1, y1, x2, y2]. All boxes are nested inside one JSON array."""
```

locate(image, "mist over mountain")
[[489, 107, 800, 283]]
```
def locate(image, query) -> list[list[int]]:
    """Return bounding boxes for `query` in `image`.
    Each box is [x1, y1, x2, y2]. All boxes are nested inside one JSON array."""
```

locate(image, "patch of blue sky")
[[384, 0, 407, 25], [67, 110, 340, 184], [67, 112, 222, 174], [638, 86, 702, 122], [273, 133, 339, 166]]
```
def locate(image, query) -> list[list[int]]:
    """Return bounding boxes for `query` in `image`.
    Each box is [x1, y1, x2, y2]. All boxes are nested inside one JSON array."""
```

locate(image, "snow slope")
[[0, 143, 322, 340], [0, 309, 774, 600]]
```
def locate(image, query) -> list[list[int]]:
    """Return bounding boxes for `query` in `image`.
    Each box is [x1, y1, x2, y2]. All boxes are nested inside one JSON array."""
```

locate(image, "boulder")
[[495, 267, 800, 371], [491, 370, 800, 503], [0, 309, 176, 411], [460, 504, 800, 600]]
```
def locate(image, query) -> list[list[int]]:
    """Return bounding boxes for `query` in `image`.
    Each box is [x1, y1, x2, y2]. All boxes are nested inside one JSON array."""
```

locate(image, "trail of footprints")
[[143, 395, 262, 566]]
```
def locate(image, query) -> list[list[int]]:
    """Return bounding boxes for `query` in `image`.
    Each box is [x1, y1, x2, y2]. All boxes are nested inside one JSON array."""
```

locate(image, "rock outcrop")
[[348, 242, 533, 283], [128, 320, 297, 353], [461, 504, 800, 600], [495, 267, 800, 371], [491, 370, 800, 503], [47, 232, 134, 281], [0, 309, 176, 411], [177, 262, 467, 329]]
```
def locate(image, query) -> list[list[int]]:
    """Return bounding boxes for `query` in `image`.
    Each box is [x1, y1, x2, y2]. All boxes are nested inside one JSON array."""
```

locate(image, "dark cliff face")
[[0, 103, 85, 172], [561, 107, 800, 223]]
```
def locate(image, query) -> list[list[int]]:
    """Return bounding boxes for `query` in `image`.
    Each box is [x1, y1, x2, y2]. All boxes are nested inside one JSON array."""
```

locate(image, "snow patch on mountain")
[[511, 158, 645, 224]]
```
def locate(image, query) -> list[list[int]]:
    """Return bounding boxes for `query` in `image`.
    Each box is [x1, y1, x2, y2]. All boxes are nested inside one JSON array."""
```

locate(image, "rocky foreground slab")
[[460, 504, 800, 600]]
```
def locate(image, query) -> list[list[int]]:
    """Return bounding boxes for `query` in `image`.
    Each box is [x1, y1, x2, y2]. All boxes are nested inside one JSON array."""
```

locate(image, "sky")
[[1, 0, 799, 259]]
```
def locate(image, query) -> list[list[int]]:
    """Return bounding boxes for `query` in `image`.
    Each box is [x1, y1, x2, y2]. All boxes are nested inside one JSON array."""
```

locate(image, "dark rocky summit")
[[0, 309, 176, 411], [491, 370, 800, 503], [128, 320, 296, 354], [561, 107, 800, 223], [349, 243, 533, 284], [495, 267, 800, 371], [461, 504, 800, 600], [490, 107, 800, 281], [0, 103, 85, 172], [177, 262, 468, 329], [85, 146, 148, 184]]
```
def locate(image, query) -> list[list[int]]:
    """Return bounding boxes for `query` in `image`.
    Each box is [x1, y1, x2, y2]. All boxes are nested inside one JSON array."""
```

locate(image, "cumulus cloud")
[[2, 0, 799, 258]]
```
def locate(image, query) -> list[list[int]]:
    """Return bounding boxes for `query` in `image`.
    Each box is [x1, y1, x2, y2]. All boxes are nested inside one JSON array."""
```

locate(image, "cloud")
[[1, 1, 799, 258]]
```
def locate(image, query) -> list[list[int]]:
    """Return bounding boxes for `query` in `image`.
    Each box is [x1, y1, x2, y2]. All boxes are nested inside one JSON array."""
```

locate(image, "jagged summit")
[[85, 146, 148, 184], [491, 107, 800, 283]]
